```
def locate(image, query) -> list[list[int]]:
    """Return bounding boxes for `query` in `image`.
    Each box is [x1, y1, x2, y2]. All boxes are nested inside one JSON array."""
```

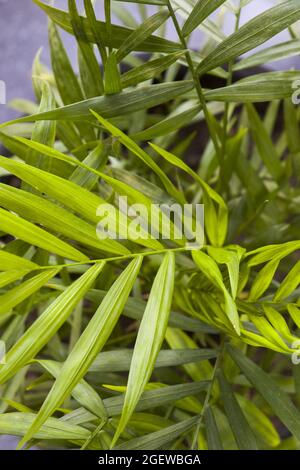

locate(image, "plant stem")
[[34, 246, 188, 272], [166, 1, 221, 164]]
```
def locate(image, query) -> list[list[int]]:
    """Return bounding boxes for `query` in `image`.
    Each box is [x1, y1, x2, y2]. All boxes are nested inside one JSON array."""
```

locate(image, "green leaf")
[[33, 0, 181, 53], [204, 406, 223, 450], [165, 328, 214, 382], [48, 20, 94, 142], [218, 370, 257, 449], [288, 305, 300, 330], [0, 270, 31, 289], [87, 289, 216, 333], [104, 381, 209, 417], [89, 348, 217, 373], [121, 51, 185, 89], [246, 103, 282, 181], [274, 261, 300, 301], [149, 143, 228, 246], [183, 0, 227, 37], [0, 250, 38, 272], [7, 138, 177, 249], [0, 207, 88, 262], [68, 0, 104, 97], [247, 241, 300, 267], [247, 314, 291, 354], [192, 250, 240, 335], [83, 0, 107, 64], [104, 53, 122, 95], [207, 246, 241, 298], [205, 72, 300, 103], [0, 81, 193, 127], [0, 269, 58, 317], [0, 412, 91, 441], [132, 105, 201, 140], [48, 20, 84, 105], [236, 394, 280, 448], [69, 142, 107, 190], [228, 345, 300, 441], [112, 252, 175, 445], [0, 154, 153, 251], [197, 1, 300, 75], [113, 416, 198, 450], [132, 104, 201, 140], [91, 111, 185, 205], [0, 184, 126, 256], [233, 39, 300, 71], [0, 263, 103, 385], [264, 306, 295, 344], [234, 39, 300, 71], [248, 259, 280, 301], [35, 359, 106, 419], [115, 10, 170, 62], [27, 82, 56, 171], [19, 257, 142, 447], [284, 98, 300, 161]]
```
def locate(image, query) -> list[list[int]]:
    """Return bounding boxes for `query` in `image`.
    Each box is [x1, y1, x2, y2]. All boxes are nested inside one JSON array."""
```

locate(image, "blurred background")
[[0, 0, 299, 450]]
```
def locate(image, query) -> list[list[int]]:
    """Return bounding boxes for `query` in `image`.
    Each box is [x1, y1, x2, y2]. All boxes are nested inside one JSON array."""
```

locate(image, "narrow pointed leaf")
[[0, 184, 126, 256], [19, 257, 141, 447], [149, 143, 228, 246], [33, 0, 180, 53], [234, 39, 300, 71], [0, 412, 91, 441], [92, 111, 185, 204], [204, 406, 223, 450], [0, 250, 38, 272], [0, 269, 58, 317], [246, 103, 282, 181], [197, 1, 300, 75], [35, 359, 106, 419], [104, 53, 122, 95], [104, 381, 210, 417], [0, 270, 30, 289], [68, 0, 104, 97], [113, 252, 175, 445], [115, 10, 170, 62], [0, 207, 88, 262], [89, 348, 217, 373], [114, 416, 198, 450], [0, 263, 104, 385], [0, 154, 152, 251], [121, 51, 185, 89], [218, 370, 258, 450], [0, 82, 194, 128], [274, 261, 300, 301], [228, 345, 300, 441], [183, 0, 227, 37], [192, 250, 240, 335]]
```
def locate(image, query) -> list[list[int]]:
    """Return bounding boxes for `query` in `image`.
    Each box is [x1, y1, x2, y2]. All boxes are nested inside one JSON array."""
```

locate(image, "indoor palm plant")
[[0, 0, 300, 450]]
